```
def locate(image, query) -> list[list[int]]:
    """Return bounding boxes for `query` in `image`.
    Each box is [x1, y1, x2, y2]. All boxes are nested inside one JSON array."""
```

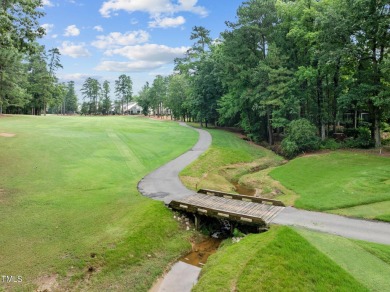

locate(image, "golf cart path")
[[138, 122, 390, 245]]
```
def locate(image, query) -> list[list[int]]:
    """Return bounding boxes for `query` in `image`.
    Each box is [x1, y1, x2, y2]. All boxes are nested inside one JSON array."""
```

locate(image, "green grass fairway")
[[194, 227, 366, 292], [0, 115, 198, 291], [270, 151, 390, 218]]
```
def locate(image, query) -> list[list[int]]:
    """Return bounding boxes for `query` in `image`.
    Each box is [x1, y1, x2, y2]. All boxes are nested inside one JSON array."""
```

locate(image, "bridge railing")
[[197, 189, 285, 207], [169, 200, 266, 226]]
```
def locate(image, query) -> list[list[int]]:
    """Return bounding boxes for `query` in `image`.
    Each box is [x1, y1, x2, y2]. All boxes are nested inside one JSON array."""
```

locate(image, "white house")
[[123, 102, 142, 115]]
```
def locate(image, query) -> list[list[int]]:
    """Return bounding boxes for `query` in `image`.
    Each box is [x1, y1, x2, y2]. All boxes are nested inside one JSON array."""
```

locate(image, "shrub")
[[344, 127, 374, 148], [344, 128, 359, 138], [281, 138, 299, 158], [281, 119, 320, 158], [321, 138, 342, 150]]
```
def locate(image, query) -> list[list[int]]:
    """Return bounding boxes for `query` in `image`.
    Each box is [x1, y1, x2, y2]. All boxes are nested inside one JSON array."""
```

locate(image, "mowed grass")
[[298, 228, 390, 291], [270, 151, 390, 218], [194, 226, 366, 292], [0, 115, 198, 291]]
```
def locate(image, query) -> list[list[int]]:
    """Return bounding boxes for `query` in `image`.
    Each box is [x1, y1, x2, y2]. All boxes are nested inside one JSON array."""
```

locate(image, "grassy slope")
[[0, 115, 198, 291], [194, 227, 366, 292], [180, 128, 284, 194], [298, 229, 390, 291], [269, 151, 390, 218], [181, 129, 267, 177]]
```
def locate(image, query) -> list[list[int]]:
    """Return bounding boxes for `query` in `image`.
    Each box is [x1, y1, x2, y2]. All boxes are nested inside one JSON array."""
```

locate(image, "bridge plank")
[[169, 193, 285, 227]]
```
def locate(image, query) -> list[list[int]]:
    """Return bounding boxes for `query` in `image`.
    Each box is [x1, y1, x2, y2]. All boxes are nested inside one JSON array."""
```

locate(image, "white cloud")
[[104, 44, 189, 62], [96, 44, 188, 72], [42, 0, 54, 7], [64, 25, 80, 37], [41, 23, 54, 34], [99, 0, 207, 18], [93, 25, 104, 32], [59, 41, 90, 58], [59, 73, 92, 82], [95, 60, 165, 72], [149, 16, 185, 28], [91, 30, 149, 49]]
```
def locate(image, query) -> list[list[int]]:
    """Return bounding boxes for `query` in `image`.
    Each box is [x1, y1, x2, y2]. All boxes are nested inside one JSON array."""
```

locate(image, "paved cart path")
[[139, 122, 390, 292], [138, 122, 212, 205]]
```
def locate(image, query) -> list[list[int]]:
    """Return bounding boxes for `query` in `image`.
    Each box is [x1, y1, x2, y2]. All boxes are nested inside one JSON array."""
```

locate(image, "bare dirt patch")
[[0, 132, 15, 137], [36, 274, 58, 292]]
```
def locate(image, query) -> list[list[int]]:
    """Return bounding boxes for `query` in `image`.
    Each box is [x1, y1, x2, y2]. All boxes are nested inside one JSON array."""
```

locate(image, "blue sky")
[[38, 0, 243, 98]]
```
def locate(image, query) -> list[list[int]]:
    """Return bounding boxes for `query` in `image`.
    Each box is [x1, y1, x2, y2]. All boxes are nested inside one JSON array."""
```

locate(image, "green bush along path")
[[0, 115, 198, 291]]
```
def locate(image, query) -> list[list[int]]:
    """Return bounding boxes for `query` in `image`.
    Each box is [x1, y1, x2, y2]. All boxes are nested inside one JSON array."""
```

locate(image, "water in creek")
[[179, 237, 222, 268]]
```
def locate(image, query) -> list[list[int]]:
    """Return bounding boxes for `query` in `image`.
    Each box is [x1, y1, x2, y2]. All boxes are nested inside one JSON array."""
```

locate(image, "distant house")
[[123, 102, 142, 115]]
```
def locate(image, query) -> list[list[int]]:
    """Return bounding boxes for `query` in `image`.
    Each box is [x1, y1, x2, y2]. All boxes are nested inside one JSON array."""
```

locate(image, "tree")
[[0, 48, 30, 114], [191, 52, 224, 127], [27, 46, 55, 116], [81, 77, 101, 114], [63, 81, 78, 114], [136, 82, 151, 116], [0, 0, 45, 55], [166, 74, 191, 120], [217, 0, 279, 139], [344, 0, 390, 147], [149, 75, 168, 117], [0, 0, 45, 114], [47, 48, 63, 76], [115, 74, 132, 115], [190, 26, 212, 54], [101, 80, 111, 115]]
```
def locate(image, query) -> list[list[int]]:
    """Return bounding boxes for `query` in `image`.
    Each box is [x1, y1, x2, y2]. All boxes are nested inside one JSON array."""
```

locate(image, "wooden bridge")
[[169, 189, 285, 228]]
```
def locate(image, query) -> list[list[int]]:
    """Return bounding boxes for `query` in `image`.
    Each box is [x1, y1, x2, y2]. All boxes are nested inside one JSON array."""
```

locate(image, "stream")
[[150, 237, 222, 292], [179, 237, 222, 268]]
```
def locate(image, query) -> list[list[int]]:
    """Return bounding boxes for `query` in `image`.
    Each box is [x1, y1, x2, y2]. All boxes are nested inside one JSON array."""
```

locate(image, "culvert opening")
[[173, 211, 268, 267]]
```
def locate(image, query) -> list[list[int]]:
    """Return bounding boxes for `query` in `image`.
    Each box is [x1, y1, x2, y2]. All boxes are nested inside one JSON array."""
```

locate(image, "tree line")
[[137, 0, 390, 153], [0, 1, 135, 116], [0, 1, 79, 116], [80, 74, 133, 115]]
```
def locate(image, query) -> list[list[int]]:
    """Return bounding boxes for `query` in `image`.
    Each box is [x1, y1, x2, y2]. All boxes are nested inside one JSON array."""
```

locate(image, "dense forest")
[[0, 0, 389, 157], [137, 0, 390, 155]]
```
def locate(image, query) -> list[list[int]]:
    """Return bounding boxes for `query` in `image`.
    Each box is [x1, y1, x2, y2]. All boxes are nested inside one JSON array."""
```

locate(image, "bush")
[[281, 138, 299, 158], [321, 138, 342, 150], [281, 119, 320, 158], [344, 127, 374, 148], [343, 128, 359, 138]]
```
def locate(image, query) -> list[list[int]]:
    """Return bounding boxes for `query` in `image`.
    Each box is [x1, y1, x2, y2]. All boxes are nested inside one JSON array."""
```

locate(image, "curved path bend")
[[138, 122, 212, 205], [138, 123, 390, 245]]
